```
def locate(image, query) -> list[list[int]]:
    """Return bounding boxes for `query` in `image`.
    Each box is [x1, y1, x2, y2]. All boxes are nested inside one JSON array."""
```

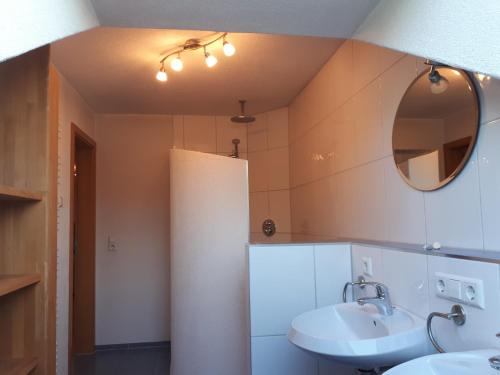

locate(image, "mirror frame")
[[392, 67, 481, 191]]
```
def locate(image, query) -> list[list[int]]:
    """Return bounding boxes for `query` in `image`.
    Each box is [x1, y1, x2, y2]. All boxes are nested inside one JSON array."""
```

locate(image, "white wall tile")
[[427, 256, 500, 351], [267, 107, 289, 149], [478, 119, 500, 251], [334, 168, 359, 238], [353, 80, 384, 165], [351, 245, 383, 283], [249, 245, 316, 336], [290, 184, 310, 234], [248, 113, 268, 152], [251, 336, 318, 375], [352, 40, 404, 94], [314, 244, 352, 307], [476, 75, 500, 124], [267, 147, 290, 190], [216, 115, 248, 153], [355, 161, 388, 241], [380, 249, 429, 318], [289, 115, 336, 187], [269, 190, 291, 233], [332, 100, 356, 173], [250, 192, 269, 233], [328, 40, 355, 111], [424, 153, 484, 249], [291, 177, 336, 236], [379, 55, 418, 156], [183, 115, 216, 153], [248, 151, 269, 192], [383, 157, 426, 244]]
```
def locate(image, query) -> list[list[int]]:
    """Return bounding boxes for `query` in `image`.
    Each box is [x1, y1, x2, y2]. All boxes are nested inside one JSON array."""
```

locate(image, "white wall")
[[353, 0, 500, 79], [56, 69, 96, 375], [351, 245, 500, 352], [170, 149, 250, 375], [288, 39, 500, 252], [0, 0, 98, 62], [172, 111, 292, 240], [249, 242, 500, 373], [248, 243, 354, 375], [247, 108, 291, 240], [55, 99, 290, 360], [94, 114, 173, 345]]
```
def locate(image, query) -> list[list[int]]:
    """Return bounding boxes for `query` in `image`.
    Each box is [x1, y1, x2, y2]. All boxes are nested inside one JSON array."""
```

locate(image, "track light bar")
[[156, 33, 236, 82]]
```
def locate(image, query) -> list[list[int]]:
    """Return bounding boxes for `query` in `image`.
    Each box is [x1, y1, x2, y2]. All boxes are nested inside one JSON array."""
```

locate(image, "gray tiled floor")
[[73, 347, 170, 375]]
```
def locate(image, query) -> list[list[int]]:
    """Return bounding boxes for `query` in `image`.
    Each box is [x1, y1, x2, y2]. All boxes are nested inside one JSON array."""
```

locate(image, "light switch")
[[107, 236, 118, 252], [362, 257, 373, 277]]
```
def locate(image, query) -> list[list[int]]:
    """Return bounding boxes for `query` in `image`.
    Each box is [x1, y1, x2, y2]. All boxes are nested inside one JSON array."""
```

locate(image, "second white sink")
[[385, 349, 500, 375], [287, 302, 433, 369]]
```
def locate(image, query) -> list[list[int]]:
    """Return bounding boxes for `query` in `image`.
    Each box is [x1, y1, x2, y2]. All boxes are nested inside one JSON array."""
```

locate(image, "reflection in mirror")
[[392, 66, 479, 191]]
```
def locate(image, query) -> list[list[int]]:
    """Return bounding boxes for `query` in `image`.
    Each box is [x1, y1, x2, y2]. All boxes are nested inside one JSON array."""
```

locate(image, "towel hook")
[[426, 304, 466, 353]]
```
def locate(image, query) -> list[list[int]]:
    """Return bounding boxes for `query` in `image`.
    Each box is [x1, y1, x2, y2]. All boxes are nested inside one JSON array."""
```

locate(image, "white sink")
[[287, 302, 432, 369], [385, 349, 500, 375]]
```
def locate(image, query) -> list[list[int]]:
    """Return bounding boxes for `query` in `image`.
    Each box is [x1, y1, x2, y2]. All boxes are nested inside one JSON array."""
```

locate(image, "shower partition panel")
[[170, 149, 250, 375]]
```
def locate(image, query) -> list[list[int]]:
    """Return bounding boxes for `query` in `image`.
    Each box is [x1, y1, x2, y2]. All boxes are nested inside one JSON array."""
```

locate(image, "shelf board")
[[0, 357, 37, 375], [0, 274, 41, 297], [0, 185, 43, 202]]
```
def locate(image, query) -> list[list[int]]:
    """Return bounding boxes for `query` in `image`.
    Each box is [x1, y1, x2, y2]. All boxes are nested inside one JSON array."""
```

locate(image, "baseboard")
[[94, 341, 170, 351]]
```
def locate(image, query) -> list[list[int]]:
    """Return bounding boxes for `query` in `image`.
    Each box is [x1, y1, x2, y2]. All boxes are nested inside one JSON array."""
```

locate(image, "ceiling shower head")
[[231, 100, 256, 123]]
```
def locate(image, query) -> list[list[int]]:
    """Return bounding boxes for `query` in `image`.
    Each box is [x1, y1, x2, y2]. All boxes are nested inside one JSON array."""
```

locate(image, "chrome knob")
[[262, 219, 276, 237], [489, 356, 500, 371]]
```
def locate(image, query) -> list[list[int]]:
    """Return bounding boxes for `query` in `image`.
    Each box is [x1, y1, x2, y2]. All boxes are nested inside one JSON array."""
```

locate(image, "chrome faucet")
[[489, 333, 500, 371], [356, 281, 394, 316]]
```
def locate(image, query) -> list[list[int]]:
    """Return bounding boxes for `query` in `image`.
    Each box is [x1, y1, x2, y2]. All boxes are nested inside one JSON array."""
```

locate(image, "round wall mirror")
[[392, 66, 480, 191]]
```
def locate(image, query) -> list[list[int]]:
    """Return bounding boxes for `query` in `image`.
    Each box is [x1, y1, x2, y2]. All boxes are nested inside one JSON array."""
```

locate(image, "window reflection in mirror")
[[392, 67, 479, 191]]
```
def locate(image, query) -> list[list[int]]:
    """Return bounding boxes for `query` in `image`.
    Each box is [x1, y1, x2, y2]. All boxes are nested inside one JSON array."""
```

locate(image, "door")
[[70, 124, 96, 358]]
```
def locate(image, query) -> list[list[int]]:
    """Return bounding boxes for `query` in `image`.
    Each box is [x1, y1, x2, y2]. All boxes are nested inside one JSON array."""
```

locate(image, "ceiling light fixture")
[[204, 47, 218, 68], [425, 60, 449, 95], [156, 63, 168, 82], [156, 32, 236, 82], [170, 53, 183, 72], [223, 36, 236, 57]]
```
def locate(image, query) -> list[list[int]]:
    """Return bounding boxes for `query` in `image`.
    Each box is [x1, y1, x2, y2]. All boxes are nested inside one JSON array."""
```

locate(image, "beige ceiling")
[[52, 27, 342, 115]]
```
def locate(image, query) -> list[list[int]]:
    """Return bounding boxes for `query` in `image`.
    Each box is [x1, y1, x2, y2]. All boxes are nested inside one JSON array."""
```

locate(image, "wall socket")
[[435, 272, 485, 309]]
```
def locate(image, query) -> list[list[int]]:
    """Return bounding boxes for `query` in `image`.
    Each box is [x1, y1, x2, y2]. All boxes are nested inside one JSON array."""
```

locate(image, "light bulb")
[[171, 55, 183, 72], [205, 53, 218, 68], [430, 77, 449, 94], [428, 68, 448, 94], [156, 66, 168, 82], [223, 41, 236, 57]]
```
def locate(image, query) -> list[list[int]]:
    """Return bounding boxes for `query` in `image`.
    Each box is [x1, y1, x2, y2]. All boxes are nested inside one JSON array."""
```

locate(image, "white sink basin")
[[385, 349, 500, 375], [287, 302, 432, 369]]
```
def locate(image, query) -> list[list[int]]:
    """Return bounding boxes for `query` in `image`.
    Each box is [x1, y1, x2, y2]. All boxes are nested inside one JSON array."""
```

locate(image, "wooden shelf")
[[0, 275, 41, 298], [0, 185, 43, 202], [0, 357, 37, 374]]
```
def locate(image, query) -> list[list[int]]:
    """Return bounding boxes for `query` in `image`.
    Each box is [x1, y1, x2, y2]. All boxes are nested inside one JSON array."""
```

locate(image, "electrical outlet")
[[362, 257, 373, 277], [435, 272, 485, 309]]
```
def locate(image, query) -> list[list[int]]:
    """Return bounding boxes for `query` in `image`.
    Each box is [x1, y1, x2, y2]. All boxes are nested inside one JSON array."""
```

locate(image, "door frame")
[[69, 123, 96, 364]]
